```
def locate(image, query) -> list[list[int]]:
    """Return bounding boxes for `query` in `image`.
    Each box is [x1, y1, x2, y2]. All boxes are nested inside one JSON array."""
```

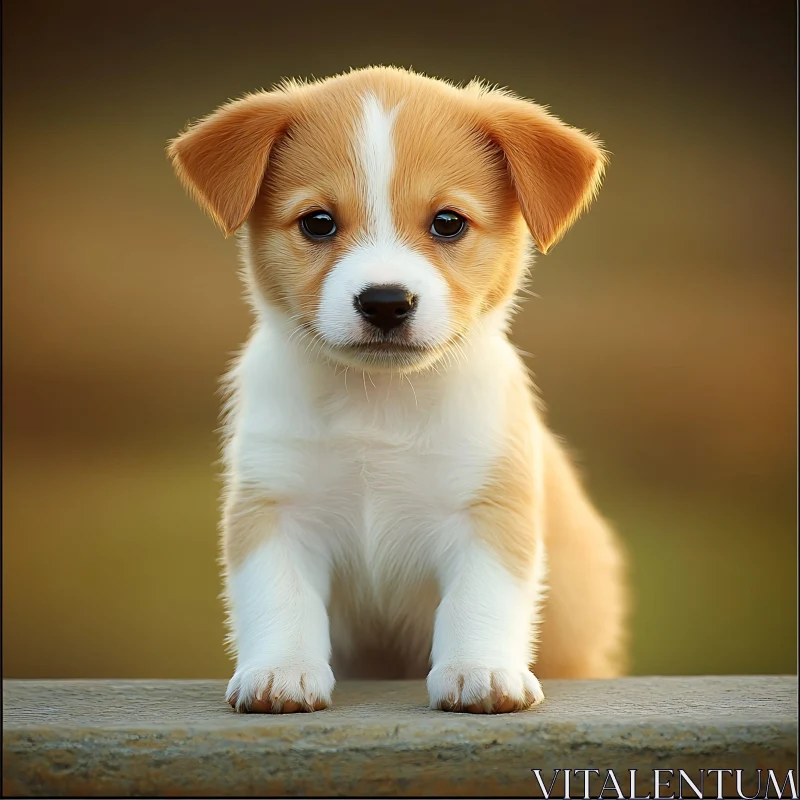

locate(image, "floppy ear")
[[167, 92, 291, 236], [477, 91, 608, 254]]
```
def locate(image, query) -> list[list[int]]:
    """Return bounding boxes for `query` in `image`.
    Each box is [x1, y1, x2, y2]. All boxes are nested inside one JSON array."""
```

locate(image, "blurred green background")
[[2, 0, 796, 679]]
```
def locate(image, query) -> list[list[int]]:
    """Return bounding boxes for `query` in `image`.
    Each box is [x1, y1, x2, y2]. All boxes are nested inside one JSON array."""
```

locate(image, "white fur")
[[223, 91, 547, 712], [225, 532, 335, 712], [359, 92, 399, 242], [314, 94, 453, 349], [427, 539, 546, 710], [224, 300, 547, 709]]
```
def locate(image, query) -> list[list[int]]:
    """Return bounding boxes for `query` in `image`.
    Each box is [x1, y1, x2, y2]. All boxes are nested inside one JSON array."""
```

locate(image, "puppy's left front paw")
[[427, 664, 544, 713]]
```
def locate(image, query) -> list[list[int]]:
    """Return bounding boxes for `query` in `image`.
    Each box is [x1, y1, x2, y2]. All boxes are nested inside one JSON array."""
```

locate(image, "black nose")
[[354, 285, 417, 333]]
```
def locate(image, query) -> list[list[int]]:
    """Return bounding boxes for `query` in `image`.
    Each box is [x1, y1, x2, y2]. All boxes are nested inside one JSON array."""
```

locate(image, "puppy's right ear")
[[167, 92, 291, 236]]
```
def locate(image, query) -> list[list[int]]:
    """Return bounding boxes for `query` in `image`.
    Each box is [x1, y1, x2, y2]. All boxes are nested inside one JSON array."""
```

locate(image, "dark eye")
[[431, 210, 466, 239], [300, 211, 337, 239]]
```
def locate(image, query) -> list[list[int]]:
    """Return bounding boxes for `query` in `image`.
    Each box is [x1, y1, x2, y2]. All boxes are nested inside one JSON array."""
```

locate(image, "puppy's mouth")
[[324, 338, 442, 372], [346, 341, 430, 354]]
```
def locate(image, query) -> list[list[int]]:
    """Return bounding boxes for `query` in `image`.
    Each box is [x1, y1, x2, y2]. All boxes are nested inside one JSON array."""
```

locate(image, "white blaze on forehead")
[[314, 91, 453, 351], [357, 92, 401, 242]]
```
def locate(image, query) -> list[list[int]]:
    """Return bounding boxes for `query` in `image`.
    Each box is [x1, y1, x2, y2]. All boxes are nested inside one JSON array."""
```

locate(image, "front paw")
[[226, 661, 335, 713], [427, 663, 544, 713]]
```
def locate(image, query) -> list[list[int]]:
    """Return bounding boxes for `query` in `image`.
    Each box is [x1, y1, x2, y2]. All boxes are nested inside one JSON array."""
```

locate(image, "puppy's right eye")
[[431, 210, 466, 239], [300, 211, 337, 239]]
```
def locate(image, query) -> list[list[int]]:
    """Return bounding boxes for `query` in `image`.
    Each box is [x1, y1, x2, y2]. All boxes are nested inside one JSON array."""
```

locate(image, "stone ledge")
[[2, 676, 797, 797]]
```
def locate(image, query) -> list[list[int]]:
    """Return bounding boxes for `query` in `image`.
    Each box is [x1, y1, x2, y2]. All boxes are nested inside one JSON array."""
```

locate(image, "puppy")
[[168, 66, 627, 714]]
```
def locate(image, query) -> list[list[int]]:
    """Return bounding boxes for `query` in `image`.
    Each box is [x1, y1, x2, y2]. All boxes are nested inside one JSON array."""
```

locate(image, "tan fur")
[[246, 80, 367, 319], [471, 85, 608, 254], [168, 92, 292, 236], [535, 429, 629, 677], [169, 66, 627, 689], [469, 372, 542, 581]]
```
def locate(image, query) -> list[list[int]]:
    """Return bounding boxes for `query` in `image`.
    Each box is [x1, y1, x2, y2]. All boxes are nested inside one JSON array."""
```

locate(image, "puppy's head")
[[169, 67, 606, 372]]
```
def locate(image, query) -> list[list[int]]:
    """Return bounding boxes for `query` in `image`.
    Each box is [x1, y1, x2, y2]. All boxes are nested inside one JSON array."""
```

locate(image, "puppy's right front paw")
[[226, 661, 335, 713]]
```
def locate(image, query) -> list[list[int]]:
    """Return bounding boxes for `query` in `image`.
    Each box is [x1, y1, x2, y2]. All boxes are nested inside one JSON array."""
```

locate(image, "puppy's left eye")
[[431, 211, 466, 239], [300, 211, 337, 239]]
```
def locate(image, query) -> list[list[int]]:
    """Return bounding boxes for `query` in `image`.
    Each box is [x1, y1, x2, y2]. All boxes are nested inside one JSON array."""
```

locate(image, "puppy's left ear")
[[167, 91, 292, 236], [477, 90, 608, 254]]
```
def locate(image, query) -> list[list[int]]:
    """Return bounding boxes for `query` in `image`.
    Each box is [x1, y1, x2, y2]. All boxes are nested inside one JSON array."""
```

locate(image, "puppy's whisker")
[[404, 374, 419, 410]]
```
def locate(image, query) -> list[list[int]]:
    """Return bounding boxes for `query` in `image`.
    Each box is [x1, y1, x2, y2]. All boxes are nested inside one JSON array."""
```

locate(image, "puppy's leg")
[[222, 490, 335, 713], [428, 421, 547, 715], [428, 404, 545, 713], [427, 538, 546, 714]]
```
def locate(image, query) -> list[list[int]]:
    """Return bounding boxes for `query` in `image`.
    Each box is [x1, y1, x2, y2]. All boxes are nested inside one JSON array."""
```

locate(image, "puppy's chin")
[[318, 340, 448, 374]]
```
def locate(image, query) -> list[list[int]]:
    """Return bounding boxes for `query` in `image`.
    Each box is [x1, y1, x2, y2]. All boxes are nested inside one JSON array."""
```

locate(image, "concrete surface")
[[2, 676, 797, 797]]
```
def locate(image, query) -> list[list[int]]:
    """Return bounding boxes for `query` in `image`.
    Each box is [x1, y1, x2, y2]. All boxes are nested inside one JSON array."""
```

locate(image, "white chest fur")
[[223, 308, 536, 669]]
